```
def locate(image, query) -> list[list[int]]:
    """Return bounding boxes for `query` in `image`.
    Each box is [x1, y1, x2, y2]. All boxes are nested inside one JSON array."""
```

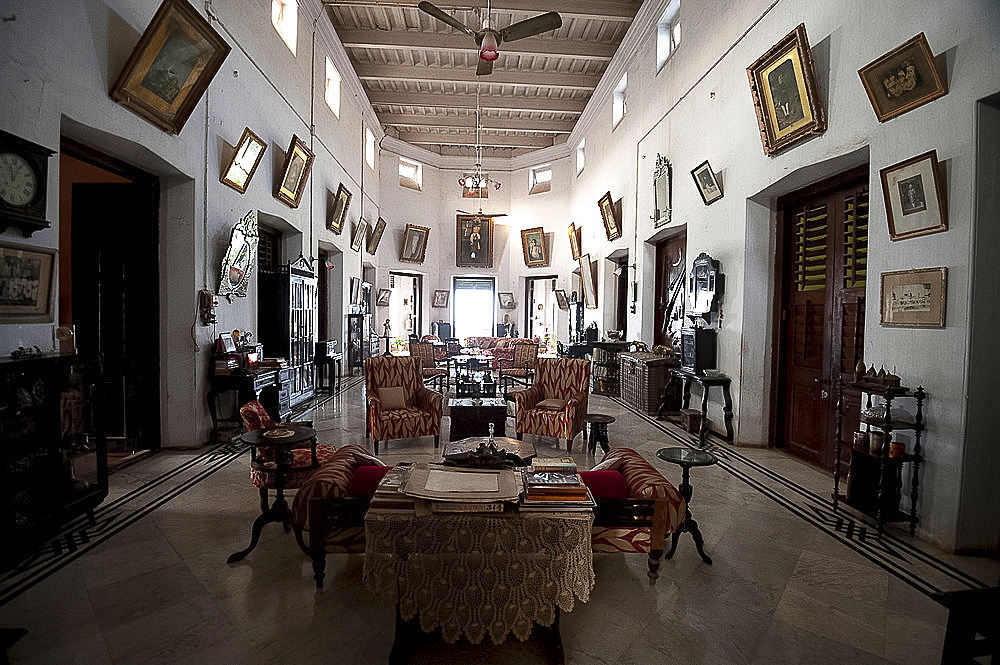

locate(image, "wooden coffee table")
[[448, 397, 507, 440]]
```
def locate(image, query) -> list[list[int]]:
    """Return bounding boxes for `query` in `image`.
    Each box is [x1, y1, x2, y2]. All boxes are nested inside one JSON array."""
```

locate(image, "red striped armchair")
[[366, 355, 443, 455], [512, 356, 590, 452]]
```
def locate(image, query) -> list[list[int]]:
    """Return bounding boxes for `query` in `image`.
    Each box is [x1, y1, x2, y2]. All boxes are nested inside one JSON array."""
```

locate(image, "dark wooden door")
[[654, 232, 686, 349], [776, 169, 868, 468]]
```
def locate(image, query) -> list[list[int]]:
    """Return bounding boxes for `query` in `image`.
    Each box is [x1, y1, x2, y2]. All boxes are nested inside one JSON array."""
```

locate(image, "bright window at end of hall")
[[613, 72, 627, 128], [325, 57, 341, 117], [529, 164, 552, 194], [399, 157, 422, 191], [365, 127, 375, 170], [576, 139, 585, 176], [272, 0, 297, 56], [656, 0, 681, 71]]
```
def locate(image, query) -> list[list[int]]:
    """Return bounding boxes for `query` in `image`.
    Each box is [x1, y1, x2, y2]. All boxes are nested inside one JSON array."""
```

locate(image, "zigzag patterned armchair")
[[512, 356, 590, 453], [366, 355, 443, 455]]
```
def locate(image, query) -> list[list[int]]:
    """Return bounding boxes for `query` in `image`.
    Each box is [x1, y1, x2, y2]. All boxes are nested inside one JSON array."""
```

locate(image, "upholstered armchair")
[[512, 356, 590, 453], [497, 341, 539, 397], [409, 339, 449, 392], [366, 355, 443, 454]]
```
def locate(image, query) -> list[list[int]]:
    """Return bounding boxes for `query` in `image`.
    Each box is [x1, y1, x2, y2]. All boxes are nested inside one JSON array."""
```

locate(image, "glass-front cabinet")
[[259, 255, 317, 408]]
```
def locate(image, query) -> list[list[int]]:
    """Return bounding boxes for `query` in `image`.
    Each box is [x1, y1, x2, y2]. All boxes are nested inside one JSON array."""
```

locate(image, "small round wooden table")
[[228, 425, 318, 563], [584, 413, 615, 455], [656, 446, 718, 564]]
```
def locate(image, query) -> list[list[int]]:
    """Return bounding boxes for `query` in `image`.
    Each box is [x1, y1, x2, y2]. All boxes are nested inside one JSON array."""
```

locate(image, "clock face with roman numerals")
[[0, 151, 39, 208]]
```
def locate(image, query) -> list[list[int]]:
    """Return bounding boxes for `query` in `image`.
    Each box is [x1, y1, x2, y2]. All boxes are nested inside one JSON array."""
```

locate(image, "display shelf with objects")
[[832, 371, 925, 535], [258, 255, 317, 408], [591, 342, 626, 396]]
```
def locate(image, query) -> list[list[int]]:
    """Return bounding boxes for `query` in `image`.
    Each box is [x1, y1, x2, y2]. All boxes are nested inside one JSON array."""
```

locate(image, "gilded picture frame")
[[220, 127, 266, 194], [328, 183, 351, 234], [580, 254, 597, 309], [880, 267, 947, 328], [521, 227, 547, 267], [598, 191, 621, 241], [747, 23, 826, 155], [567, 223, 581, 260], [0, 240, 56, 323], [401, 224, 429, 263], [456, 215, 493, 268], [367, 217, 387, 255], [879, 149, 947, 241], [859, 33, 946, 123], [274, 135, 314, 208], [109, 0, 231, 135]]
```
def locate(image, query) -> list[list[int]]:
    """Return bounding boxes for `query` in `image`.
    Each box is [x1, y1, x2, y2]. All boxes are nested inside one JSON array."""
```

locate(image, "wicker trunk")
[[619, 352, 680, 415]]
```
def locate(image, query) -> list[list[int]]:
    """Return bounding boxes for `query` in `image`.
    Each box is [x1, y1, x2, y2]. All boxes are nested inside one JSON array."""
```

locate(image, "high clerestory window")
[[271, 0, 297, 56], [325, 57, 341, 117], [529, 164, 552, 194], [657, 0, 682, 71], [613, 72, 628, 128], [576, 139, 585, 175], [399, 157, 422, 191], [365, 127, 376, 170]]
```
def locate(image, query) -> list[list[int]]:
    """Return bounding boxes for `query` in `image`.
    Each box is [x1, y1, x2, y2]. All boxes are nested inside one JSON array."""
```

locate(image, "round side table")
[[656, 446, 718, 564], [584, 413, 615, 455]]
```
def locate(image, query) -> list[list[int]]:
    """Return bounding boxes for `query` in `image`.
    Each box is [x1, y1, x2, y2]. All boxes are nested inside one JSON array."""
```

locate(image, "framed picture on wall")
[[567, 223, 581, 260], [108, 0, 231, 135], [859, 33, 947, 122], [456, 215, 494, 267], [350, 276, 360, 305], [367, 217, 386, 254], [220, 127, 266, 194], [401, 224, 429, 263], [376, 288, 391, 307], [880, 267, 947, 328], [274, 135, 315, 208], [350, 218, 368, 252], [327, 183, 351, 234], [554, 289, 569, 310], [747, 23, 826, 155], [521, 227, 547, 267], [691, 160, 723, 205], [579, 254, 597, 309], [498, 292, 515, 309], [432, 289, 449, 308], [879, 149, 947, 241], [0, 240, 56, 323], [598, 191, 621, 241]]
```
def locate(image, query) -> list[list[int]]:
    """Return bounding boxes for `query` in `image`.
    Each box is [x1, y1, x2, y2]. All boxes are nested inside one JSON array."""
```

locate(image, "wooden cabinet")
[[1, 354, 107, 569], [259, 255, 317, 408]]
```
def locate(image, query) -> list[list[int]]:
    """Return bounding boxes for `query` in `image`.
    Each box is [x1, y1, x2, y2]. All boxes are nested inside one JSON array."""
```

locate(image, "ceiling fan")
[[457, 94, 507, 219], [417, 1, 562, 76]]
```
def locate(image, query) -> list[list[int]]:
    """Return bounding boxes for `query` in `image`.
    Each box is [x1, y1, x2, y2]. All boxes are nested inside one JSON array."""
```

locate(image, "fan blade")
[[417, 1, 476, 38], [476, 58, 494, 76], [500, 12, 561, 42]]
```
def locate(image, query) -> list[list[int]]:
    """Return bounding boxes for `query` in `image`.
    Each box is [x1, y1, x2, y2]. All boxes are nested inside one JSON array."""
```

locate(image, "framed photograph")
[[376, 288, 391, 307], [859, 33, 947, 123], [691, 160, 724, 205], [367, 217, 386, 254], [879, 150, 947, 241], [328, 183, 351, 234], [350, 218, 368, 252], [0, 240, 56, 323], [274, 135, 314, 208], [521, 227, 547, 267], [880, 267, 947, 328], [220, 127, 266, 194], [401, 224, 429, 263], [109, 0, 231, 135], [432, 289, 449, 308], [747, 23, 826, 155], [218, 332, 237, 353], [598, 191, 621, 241], [567, 223, 581, 260], [218, 210, 258, 302], [456, 215, 494, 268], [350, 276, 360, 305], [554, 289, 569, 310], [579, 254, 597, 309], [498, 292, 515, 309]]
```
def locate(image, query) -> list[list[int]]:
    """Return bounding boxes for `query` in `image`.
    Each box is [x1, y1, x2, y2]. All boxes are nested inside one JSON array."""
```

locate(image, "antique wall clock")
[[0, 129, 55, 237]]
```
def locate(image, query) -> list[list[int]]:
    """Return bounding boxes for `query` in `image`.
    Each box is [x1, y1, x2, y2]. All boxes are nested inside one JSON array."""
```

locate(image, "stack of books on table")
[[531, 457, 577, 473], [368, 464, 415, 511], [520, 467, 595, 512]]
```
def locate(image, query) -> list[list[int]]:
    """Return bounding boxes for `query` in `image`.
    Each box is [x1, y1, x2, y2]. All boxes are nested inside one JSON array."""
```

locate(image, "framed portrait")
[[376, 288, 392, 307], [432, 289, 449, 308], [879, 150, 947, 241], [554, 289, 569, 310], [456, 215, 494, 268], [747, 23, 826, 155], [859, 33, 946, 123], [220, 127, 266, 194], [0, 240, 56, 323], [691, 160, 724, 205], [350, 276, 360, 305], [401, 224, 429, 263], [274, 135, 314, 208], [498, 292, 515, 309], [579, 254, 597, 309], [350, 218, 368, 252], [521, 227, 547, 267], [328, 183, 351, 234], [218, 210, 258, 302], [567, 223, 581, 260], [109, 0, 231, 135], [367, 217, 387, 254], [880, 267, 947, 328], [598, 191, 621, 241]]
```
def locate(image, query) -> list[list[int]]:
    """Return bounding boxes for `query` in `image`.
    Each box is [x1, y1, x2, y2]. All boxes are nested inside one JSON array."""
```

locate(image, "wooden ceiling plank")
[[355, 63, 599, 89], [379, 113, 575, 133], [367, 90, 586, 113], [337, 28, 616, 60]]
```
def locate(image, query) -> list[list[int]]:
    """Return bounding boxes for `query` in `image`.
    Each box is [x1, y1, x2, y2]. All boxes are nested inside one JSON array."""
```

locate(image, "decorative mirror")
[[653, 154, 671, 227], [218, 210, 259, 302], [687, 252, 723, 323]]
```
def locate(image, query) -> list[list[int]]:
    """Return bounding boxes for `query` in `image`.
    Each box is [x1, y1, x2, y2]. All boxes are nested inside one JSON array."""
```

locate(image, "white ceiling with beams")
[[322, 0, 643, 159]]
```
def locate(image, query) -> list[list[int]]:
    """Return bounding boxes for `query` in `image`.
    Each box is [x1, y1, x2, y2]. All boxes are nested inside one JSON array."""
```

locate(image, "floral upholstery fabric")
[[463, 336, 539, 369], [366, 355, 443, 454], [512, 357, 590, 452]]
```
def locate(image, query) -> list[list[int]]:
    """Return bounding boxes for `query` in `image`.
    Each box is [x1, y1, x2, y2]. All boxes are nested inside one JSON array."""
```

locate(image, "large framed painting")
[[401, 224, 429, 263], [747, 23, 826, 155], [109, 0, 231, 135], [579, 254, 597, 309], [521, 227, 547, 267], [274, 135, 314, 208], [0, 240, 56, 323], [327, 183, 351, 234], [367, 217, 386, 254], [217, 210, 258, 302], [598, 191, 621, 241], [879, 150, 947, 241], [880, 267, 947, 328], [859, 33, 946, 123], [220, 127, 266, 194], [456, 215, 494, 268]]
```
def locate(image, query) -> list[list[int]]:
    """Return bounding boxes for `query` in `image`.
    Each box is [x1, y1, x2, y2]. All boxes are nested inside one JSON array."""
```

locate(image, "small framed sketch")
[[521, 227, 547, 267], [580, 254, 597, 309], [350, 218, 368, 252], [328, 183, 351, 234], [880, 267, 947, 328], [432, 289, 449, 308], [401, 224, 429, 263], [567, 223, 581, 260], [367, 217, 386, 254], [498, 292, 515, 309], [747, 23, 826, 155], [879, 150, 947, 241], [350, 276, 360, 305], [859, 33, 947, 123], [598, 191, 621, 241], [0, 240, 56, 323], [691, 160, 723, 205], [220, 127, 266, 194], [376, 288, 392, 307], [554, 289, 569, 310], [274, 135, 314, 208]]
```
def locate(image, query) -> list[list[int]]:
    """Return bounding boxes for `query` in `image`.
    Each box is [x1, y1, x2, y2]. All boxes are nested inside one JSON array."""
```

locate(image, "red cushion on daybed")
[[579, 470, 630, 499], [347, 465, 392, 497]]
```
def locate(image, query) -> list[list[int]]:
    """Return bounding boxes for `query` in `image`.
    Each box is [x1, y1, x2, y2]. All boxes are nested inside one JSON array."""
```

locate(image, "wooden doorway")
[[775, 166, 868, 468], [653, 231, 686, 349]]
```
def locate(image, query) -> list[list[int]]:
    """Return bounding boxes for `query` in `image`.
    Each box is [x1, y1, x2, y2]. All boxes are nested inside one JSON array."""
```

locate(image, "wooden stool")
[[584, 413, 615, 455]]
